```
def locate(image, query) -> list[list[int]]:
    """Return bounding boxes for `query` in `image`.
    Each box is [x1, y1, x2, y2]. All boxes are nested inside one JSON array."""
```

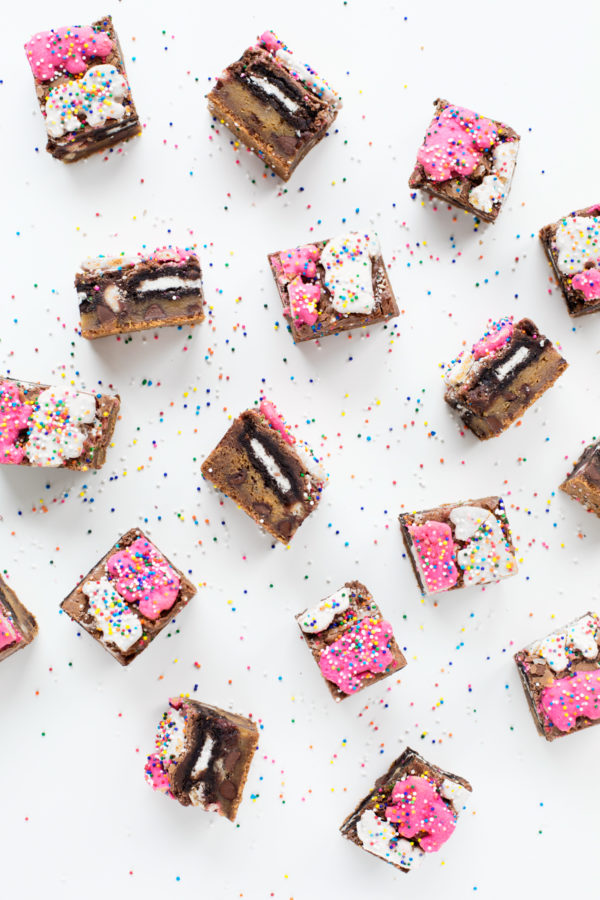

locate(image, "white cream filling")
[[356, 810, 424, 869], [554, 215, 600, 275], [191, 735, 215, 777], [137, 277, 202, 293], [299, 588, 350, 633], [248, 437, 292, 494], [493, 345, 529, 381], [247, 75, 299, 113], [103, 283, 123, 313], [25, 387, 97, 467], [81, 576, 142, 652], [469, 141, 519, 213]]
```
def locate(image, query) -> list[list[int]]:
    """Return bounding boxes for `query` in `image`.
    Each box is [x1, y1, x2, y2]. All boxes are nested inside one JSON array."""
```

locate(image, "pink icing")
[[417, 105, 498, 182], [540, 670, 600, 732], [25, 25, 113, 81], [408, 522, 458, 593], [259, 31, 283, 54], [0, 380, 31, 464], [107, 538, 180, 621], [472, 319, 514, 360], [259, 398, 295, 445], [287, 277, 320, 326], [149, 247, 192, 264], [386, 776, 456, 852], [572, 268, 600, 301], [318, 617, 395, 694], [0, 607, 21, 651], [279, 246, 320, 279], [144, 754, 172, 794]]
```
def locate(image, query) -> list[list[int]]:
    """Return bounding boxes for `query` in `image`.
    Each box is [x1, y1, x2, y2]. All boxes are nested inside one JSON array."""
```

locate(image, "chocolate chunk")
[[254, 502, 271, 518], [227, 470, 247, 486], [144, 304, 167, 320], [277, 517, 294, 540], [218, 779, 237, 800], [96, 304, 117, 324], [224, 749, 241, 770]]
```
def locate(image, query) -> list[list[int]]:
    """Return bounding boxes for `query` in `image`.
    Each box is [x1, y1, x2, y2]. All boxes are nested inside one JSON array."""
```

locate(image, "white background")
[[2, 1, 600, 897]]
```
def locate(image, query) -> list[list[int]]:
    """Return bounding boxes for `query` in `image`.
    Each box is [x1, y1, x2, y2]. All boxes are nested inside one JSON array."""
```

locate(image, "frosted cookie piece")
[[0, 574, 37, 664], [539, 205, 600, 317]]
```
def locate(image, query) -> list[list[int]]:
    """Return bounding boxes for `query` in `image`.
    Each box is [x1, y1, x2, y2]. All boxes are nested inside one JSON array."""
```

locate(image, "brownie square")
[[267, 232, 399, 342], [295, 580, 406, 702], [539, 205, 600, 316], [145, 696, 258, 821], [201, 399, 325, 544], [560, 440, 600, 517], [443, 316, 567, 440], [207, 30, 341, 180], [75, 247, 205, 339], [399, 496, 517, 595], [60, 528, 196, 665], [25, 15, 141, 162], [0, 574, 38, 663], [409, 98, 520, 223], [515, 612, 600, 740], [340, 748, 472, 872], [0, 377, 120, 470]]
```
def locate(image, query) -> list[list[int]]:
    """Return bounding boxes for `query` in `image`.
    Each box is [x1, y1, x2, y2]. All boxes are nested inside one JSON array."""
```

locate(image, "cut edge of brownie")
[[60, 527, 197, 666], [0, 575, 38, 663]]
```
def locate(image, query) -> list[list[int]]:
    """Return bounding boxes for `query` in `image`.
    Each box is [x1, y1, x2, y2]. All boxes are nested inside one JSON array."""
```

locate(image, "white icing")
[[247, 75, 299, 113], [320, 232, 379, 315], [189, 783, 205, 806], [449, 505, 515, 586], [356, 810, 424, 869], [191, 735, 215, 777], [299, 588, 350, 633], [45, 65, 129, 138], [162, 708, 187, 760], [103, 284, 123, 313], [248, 437, 292, 494], [137, 276, 202, 293], [445, 352, 475, 387], [554, 215, 600, 275], [25, 387, 97, 467], [81, 256, 137, 274], [493, 345, 529, 381], [81, 576, 142, 652], [469, 141, 519, 213], [440, 779, 470, 809], [274, 48, 342, 108], [534, 613, 599, 672]]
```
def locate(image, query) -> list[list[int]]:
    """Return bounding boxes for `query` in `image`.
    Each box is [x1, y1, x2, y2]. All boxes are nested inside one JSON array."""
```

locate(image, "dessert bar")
[[0, 377, 119, 470], [60, 528, 196, 665], [201, 398, 325, 543], [295, 581, 406, 701], [145, 696, 258, 821], [340, 748, 472, 872], [399, 496, 517, 595], [75, 247, 205, 339], [444, 316, 567, 440], [208, 30, 341, 180], [514, 612, 600, 740], [268, 231, 399, 342], [560, 440, 600, 517], [25, 15, 141, 162], [409, 98, 520, 223], [539, 205, 600, 317], [0, 574, 38, 664]]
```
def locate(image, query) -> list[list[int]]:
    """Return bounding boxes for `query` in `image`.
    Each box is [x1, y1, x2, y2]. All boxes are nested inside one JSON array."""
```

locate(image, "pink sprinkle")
[[386, 776, 456, 852]]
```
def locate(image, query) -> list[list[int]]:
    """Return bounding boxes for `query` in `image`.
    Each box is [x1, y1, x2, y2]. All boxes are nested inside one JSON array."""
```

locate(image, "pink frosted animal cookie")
[[409, 98, 520, 223]]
